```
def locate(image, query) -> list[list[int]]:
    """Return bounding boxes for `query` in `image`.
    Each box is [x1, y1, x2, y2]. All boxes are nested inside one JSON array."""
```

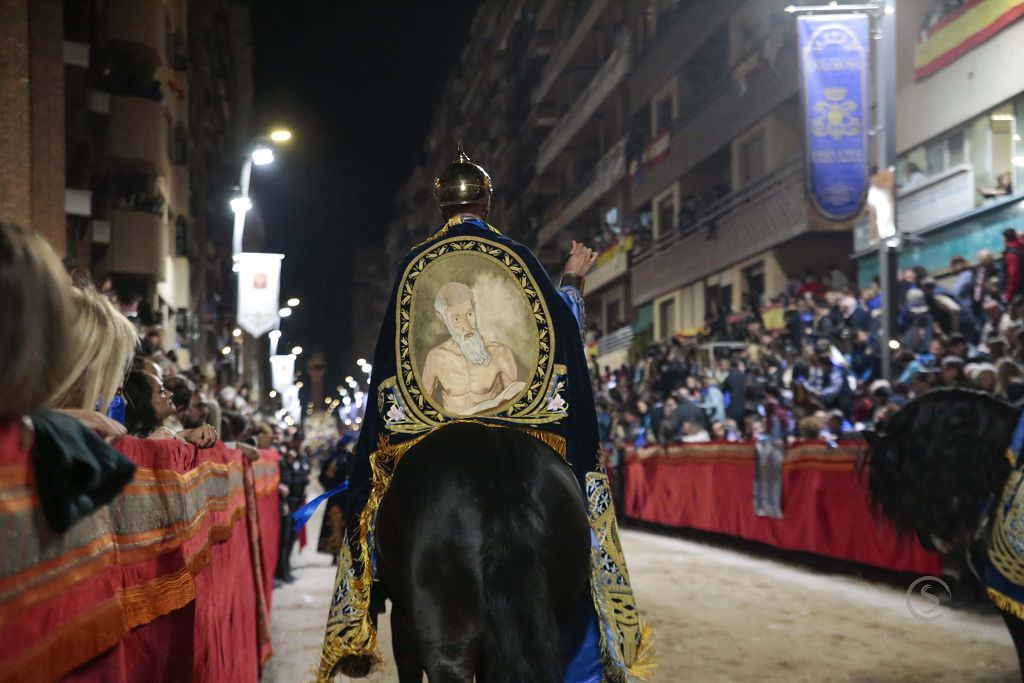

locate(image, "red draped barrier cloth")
[[0, 421, 281, 683], [624, 440, 942, 575]]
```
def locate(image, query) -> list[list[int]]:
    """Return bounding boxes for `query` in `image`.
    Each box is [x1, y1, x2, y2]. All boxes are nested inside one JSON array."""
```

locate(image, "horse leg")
[[391, 608, 423, 683], [1000, 611, 1024, 680]]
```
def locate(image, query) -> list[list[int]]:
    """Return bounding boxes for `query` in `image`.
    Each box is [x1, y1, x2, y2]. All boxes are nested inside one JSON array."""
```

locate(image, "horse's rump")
[[375, 422, 591, 682]]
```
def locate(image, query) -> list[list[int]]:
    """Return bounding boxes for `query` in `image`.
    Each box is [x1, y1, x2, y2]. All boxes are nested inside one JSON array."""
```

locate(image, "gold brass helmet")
[[434, 141, 492, 219]]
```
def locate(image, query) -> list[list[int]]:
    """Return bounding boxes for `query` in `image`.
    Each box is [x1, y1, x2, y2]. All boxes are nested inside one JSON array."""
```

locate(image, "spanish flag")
[[915, 0, 1024, 80]]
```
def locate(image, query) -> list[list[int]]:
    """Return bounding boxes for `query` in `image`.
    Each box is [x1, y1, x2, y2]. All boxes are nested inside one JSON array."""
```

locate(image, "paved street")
[[265, 495, 1018, 683]]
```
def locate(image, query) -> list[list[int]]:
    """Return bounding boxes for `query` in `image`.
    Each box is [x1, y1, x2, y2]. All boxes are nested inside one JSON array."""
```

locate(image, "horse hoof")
[[335, 655, 373, 678]]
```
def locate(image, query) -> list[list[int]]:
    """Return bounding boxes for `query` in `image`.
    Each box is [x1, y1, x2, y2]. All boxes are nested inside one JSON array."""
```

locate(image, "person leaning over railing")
[[0, 222, 135, 532], [123, 369, 217, 446]]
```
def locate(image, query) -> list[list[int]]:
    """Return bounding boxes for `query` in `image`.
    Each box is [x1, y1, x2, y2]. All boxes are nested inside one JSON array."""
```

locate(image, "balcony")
[[536, 31, 631, 174], [109, 210, 168, 279], [532, 0, 611, 106], [631, 159, 811, 306], [107, 0, 165, 67], [108, 95, 167, 173], [537, 136, 626, 247], [628, 0, 741, 115], [586, 236, 631, 294], [630, 38, 799, 210]]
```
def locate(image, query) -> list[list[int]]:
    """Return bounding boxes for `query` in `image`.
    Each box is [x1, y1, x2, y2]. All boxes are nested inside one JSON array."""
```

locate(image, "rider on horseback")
[[319, 145, 652, 682]]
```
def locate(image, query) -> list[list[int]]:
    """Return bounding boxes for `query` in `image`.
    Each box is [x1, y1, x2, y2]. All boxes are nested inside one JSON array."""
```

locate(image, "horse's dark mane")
[[862, 387, 1020, 547]]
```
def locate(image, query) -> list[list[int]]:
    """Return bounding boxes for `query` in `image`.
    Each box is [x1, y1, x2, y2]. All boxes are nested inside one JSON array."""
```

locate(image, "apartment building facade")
[[385, 0, 856, 368], [852, 0, 1024, 287], [2, 0, 252, 368]]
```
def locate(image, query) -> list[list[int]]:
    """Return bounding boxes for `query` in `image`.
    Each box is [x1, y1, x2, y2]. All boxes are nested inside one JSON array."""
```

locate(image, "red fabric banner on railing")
[[0, 421, 280, 683], [624, 440, 942, 575]]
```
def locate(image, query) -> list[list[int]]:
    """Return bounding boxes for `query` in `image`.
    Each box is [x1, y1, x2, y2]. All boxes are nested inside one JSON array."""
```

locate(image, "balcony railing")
[[631, 158, 807, 306], [108, 95, 167, 173], [536, 31, 631, 174], [109, 210, 168, 279], [597, 325, 634, 358], [536, 135, 627, 247], [532, 0, 611, 106], [630, 37, 799, 210], [107, 0, 165, 66]]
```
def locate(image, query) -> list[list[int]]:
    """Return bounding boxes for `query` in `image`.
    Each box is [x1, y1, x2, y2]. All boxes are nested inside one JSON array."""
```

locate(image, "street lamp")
[[231, 128, 293, 258], [287, 297, 301, 307], [251, 147, 275, 166], [292, 346, 303, 355], [279, 307, 292, 318]]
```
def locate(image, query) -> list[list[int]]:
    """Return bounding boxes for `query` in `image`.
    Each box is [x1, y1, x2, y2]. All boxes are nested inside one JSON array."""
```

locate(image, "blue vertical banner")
[[798, 14, 871, 222]]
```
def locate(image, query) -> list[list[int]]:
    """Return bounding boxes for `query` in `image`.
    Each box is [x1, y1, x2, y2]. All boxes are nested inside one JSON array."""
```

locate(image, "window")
[[653, 186, 677, 238], [606, 299, 623, 331], [658, 297, 676, 340], [651, 79, 677, 136], [925, 139, 944, 176], [739, 131, 765, 185], [743, 262, 765, 308], [947, 130, 965, 167]]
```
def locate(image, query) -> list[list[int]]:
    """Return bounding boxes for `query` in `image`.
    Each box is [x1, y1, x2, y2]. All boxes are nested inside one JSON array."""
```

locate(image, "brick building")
[[1, 0, 253, 369]]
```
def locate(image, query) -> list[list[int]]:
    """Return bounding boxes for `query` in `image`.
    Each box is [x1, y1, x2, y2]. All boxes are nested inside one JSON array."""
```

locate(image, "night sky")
[[249, 1, 478, 383]]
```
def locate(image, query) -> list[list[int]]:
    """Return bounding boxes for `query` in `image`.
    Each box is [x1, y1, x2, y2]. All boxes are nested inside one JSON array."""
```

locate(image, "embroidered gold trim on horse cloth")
[[383, 235, 568, 435], [586, 472, 655, 682]]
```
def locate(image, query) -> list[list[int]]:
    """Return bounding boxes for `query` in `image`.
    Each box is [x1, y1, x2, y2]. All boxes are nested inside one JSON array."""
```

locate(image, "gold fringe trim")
[[987, 586, 1024, 621], [587, 472, 656, 681]]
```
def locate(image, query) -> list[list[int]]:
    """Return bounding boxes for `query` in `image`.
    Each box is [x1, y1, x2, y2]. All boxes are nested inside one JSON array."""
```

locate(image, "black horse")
[[375, 422, 593, 683], [861, 387, 1024, 676]]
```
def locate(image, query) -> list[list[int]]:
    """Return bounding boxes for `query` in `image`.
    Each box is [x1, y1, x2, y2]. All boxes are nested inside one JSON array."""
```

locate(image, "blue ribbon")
[[291, 481, 349, 532]]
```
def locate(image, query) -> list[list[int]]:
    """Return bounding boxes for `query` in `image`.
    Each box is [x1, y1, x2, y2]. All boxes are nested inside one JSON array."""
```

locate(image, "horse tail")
[[480, 478, 562, 683]]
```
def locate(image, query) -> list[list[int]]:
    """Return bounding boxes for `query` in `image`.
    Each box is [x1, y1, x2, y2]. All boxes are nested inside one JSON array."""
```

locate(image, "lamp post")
[[231, 129, 292, 259], [785, 0, 898, 379], [230, 128, 292, 395]]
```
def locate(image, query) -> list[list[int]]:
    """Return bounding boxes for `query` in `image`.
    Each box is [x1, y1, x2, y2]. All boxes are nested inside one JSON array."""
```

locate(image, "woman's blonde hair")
[[0, 223, 77, 416], [52, 287, 139, 411]]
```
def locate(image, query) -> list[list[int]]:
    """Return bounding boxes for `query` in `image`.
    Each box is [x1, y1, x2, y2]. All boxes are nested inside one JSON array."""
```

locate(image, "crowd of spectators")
[[1, 220, 312, 583], [592, 228, 1024, 451]]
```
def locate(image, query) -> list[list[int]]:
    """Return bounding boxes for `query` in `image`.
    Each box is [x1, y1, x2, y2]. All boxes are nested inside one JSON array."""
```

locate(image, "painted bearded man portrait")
[[421, 281, 524, 416]]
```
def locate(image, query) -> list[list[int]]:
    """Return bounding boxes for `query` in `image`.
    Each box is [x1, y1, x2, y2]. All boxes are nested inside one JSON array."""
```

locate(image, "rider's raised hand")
[[565, 240, 598, 278]]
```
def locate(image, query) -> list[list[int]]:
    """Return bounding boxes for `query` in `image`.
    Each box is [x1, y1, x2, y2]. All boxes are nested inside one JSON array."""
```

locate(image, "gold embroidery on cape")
[[988, 467, 1024, 591], [586, 472, 655, 682], [416, 214, 502, 247], [393, 235, 560, 433]]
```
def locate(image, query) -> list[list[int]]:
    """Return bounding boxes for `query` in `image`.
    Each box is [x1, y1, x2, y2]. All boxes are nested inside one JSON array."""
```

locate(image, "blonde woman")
[[0, 223, 134, 530], [52, 287, 139, 416], [0, 223, 76, 418]]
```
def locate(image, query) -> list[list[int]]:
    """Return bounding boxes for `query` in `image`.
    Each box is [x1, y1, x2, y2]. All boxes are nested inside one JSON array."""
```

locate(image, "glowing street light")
[[291, 346, 303, 355], [229, 196, 252, 214], [344, 376, 354, 383], [269, 129, 293, 143], [221, 345, 232, 356], [251, 147, 275, 166], [279, 307, 292, 318], [356, 358, 366, 366], [295, 381, 304, 388], [287, 297, 301, 307], [232, 328, 242, 337], [269, 390, 278, 398]]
